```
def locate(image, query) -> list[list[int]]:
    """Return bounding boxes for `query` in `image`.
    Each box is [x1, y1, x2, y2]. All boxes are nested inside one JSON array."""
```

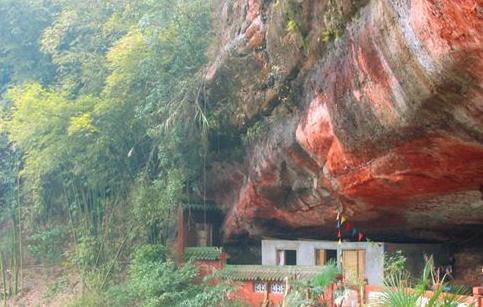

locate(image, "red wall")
[[473, 287, 483, 307], [228, 281, 334, 307], [175, 207, 185, 257], [192, 254, 227, 284], [230, 281, 284, 306], [194, 258, 225, 279]]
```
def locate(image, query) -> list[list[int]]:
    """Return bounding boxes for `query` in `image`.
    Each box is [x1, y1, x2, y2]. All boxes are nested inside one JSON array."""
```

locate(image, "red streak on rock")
[[246, 16, 264, 49], [246, 0, 264, 49], [410, 0, 483, 60], [351, 28, 400, 124], [208, 0, 483, 241], [296, 94, 334, 167], [247, 0, 261, 21], [331, 135, 483, 205]]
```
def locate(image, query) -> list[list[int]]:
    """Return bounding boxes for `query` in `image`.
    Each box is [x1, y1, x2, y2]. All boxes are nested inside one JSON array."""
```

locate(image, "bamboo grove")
[[0, 0, 224, 304]]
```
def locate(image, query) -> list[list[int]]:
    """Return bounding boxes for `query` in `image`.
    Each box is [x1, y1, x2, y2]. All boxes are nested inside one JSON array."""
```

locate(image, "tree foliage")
[[0, 0, 56, 90], [0, 0, 217, 302]]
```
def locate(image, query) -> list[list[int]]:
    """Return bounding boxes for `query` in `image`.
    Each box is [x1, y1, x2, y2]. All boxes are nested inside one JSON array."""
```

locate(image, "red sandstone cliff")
[[204, 0, 483, 242]]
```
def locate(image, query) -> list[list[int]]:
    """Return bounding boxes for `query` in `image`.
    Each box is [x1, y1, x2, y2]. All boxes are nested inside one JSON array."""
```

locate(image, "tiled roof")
[[184, 247, 223, 261], [219, 265, 324, 281]]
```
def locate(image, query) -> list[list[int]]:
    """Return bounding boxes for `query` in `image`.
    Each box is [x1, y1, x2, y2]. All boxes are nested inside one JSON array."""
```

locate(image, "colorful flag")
[[340, 215, 346, 224]]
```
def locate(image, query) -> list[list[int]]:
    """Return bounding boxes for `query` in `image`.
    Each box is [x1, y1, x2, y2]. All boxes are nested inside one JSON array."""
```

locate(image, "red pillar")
[[474, 287, 483, 307], [175, 206, 186, 257]]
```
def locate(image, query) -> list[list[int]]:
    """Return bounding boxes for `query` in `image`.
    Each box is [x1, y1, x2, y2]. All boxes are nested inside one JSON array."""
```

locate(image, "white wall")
[[261, 240, 385, 285]]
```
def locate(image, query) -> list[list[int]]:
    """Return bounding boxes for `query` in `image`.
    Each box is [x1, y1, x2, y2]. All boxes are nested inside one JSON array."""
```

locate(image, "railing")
[[363, 285, 481, 306], [321, 284, 482, 306]]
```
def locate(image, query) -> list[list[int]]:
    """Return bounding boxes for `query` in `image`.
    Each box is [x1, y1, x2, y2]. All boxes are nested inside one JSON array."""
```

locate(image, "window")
[[285, 250, 297, 265], [326, 249, 337, 262], [270, 282, 285, 294], [254, 281, 266, 293], [276, 249, 297, 265], [315, 249, 337, 265]]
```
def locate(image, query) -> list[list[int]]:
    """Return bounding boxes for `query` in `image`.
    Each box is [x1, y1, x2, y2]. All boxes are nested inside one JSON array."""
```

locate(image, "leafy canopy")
[[0, 0, 217, 301]]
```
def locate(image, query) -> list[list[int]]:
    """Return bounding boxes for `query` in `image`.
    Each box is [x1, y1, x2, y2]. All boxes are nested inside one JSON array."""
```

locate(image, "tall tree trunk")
[[0, 252, 7, 306], [16, 173, 22, 292]]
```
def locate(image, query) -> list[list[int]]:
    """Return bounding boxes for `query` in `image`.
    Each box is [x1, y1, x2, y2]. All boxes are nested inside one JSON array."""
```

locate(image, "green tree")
[[0, 0, 216, 300], [0, 0, 56, 91]]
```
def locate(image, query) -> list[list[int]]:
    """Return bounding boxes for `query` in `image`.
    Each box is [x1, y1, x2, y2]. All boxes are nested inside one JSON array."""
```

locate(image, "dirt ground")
[[7, 266, 80, 307]]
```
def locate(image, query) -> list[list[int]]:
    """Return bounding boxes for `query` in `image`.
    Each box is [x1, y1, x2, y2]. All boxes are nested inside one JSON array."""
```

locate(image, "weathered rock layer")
[[206, 0, 483, 241]]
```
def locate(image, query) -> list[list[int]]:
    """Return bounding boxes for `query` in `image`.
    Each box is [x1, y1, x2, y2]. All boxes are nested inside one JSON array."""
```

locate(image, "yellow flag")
[[338, 239, 341, 245], [341, 215, 346, 224]]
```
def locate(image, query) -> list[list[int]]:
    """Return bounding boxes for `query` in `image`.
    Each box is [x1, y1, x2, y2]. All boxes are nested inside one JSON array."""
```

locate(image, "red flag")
[[358, 232, 364, 241], [344, 223, 352, 232]]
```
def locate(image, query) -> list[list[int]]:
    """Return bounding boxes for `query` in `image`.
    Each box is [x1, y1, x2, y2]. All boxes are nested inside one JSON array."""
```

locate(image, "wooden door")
[[315, 249, 326, 266], [342, 250, 366, 281]]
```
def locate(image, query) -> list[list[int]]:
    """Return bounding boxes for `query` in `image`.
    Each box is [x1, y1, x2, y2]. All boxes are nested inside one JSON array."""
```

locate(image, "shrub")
[[284, 261, 340, 307], [128, 244, 231, 307], [67, 290, 110, 307], [28, 225, 67, 264], [384, 250, 407, 277], [377, 256, 469, 307], [286, 19, 298, 32]]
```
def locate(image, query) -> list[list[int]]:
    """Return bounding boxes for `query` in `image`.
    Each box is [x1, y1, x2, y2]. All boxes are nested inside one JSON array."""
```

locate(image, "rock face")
[[205, 0, 483, 242]]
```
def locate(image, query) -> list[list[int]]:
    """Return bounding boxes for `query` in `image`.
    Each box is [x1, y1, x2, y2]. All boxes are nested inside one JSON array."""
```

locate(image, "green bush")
[[28, 226, 67, 264], [378, 256, 469, 307], [67, 284, 132, 307], [284, 261, 340, 307], [106, 284, 132, 307], [384, 250, 407, 277], [128, 244, 232, 307], [67, 290, 110, 307], [70, 235, 98, 269]]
